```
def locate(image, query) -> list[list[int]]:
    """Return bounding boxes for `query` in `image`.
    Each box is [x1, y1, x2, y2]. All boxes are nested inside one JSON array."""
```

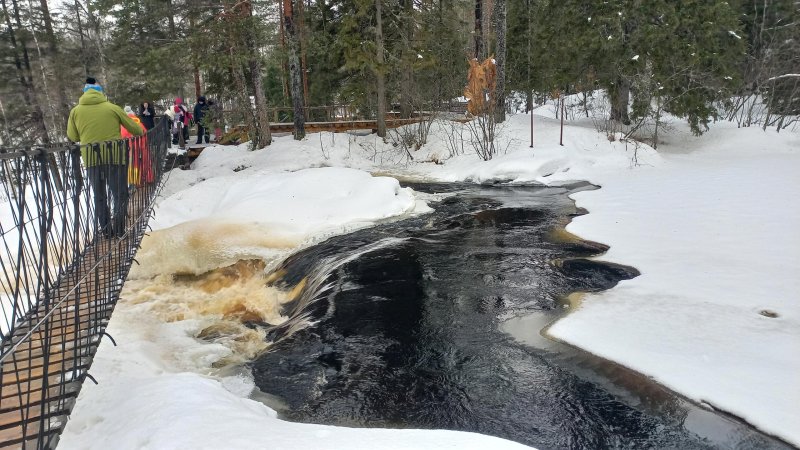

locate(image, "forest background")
[[0, 0, 797, 150]]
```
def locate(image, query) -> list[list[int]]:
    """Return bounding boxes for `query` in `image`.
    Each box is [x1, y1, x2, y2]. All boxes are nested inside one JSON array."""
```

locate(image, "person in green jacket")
[[67, 77, 144, 238]]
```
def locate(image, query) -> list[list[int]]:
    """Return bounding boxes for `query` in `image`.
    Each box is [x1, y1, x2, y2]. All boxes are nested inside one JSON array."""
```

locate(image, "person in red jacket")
[[171, 97, 191, 147], [121, 106, 152, 186]]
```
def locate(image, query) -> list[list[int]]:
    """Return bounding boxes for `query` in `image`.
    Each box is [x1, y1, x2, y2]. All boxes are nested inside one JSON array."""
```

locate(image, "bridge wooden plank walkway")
[[0, 228, 135, 449], [0, 125, 169, 449]]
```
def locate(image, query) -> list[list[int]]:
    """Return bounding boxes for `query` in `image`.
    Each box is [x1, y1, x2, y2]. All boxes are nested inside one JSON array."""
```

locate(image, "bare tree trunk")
[[653, 100, 661, 150], [231, 53, 257, 145], [2, 0, 50, 144], [193, 67, 202, 98], [74, 0, 90, 77], [474, 0, 483, 59], [493, 0, 506, 123], [375, 0, 387, 137], [559, 94, 564, 146], [223, 1, 258, 148], [610, 77, 630, 125], [249, 57, 273, 147], [85, 0, 109, 88], [164, 0, 183, 98], [38, 0, 71, 131], [283, 0, 305, 139], [242, 2, 272, 147], [0, 98, 10, 144], [529, 90, 534, 148], [188, 12, 202, 99], [399, 0, 414, 118], [166, 0, 176, 34], [225, 1, 272, 150], [297, 0, 310, 120], [27, 0, 59, 138], [278, 0, 290, 105]]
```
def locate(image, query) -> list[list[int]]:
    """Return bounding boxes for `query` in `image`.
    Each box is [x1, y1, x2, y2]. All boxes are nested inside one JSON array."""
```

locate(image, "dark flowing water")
[[251, 183, 790, 450]]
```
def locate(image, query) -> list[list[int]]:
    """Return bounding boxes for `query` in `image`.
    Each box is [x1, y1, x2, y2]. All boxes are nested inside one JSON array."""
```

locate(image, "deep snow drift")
[[59, 104, 799, 448]]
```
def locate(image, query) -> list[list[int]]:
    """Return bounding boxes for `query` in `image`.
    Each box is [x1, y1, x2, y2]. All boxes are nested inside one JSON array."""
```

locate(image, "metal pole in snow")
[[530, 98, 534, 148], [559, 95, 564, 147]]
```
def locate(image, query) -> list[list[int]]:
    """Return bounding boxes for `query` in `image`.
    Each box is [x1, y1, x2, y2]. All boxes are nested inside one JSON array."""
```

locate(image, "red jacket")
[[174, 104, 192, 125]]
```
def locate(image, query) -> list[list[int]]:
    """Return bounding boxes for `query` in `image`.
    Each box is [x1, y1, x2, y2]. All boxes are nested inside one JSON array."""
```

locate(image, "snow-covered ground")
[[59, 104, 799, 448], [547, 121, 800, 446]]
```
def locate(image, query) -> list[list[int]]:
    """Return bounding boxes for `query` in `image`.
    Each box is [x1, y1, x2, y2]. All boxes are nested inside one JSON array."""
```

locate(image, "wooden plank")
[[0, 360, 86, 386], [0, 425, 60, 449], [0, 407, 62, 447], [0, 363, 88, 404], [0, 351, 74, 374], [0, 390, 77, 416], [0, 173, 149, 448], [4, 326, 98, 356]]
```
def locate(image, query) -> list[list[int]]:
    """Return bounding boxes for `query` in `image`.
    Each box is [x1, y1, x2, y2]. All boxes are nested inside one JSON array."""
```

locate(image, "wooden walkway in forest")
[[269, 116, 428, 133]]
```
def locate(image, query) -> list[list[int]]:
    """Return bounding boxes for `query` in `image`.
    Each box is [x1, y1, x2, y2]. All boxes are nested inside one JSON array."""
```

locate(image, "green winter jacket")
[[66, 90, 144, 167]]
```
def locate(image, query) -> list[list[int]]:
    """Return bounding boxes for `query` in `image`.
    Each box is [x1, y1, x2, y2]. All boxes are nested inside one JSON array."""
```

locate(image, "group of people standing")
[[66, 77, 220, 239], [67, 77, 146, 238], [163, 96, 219, 146]]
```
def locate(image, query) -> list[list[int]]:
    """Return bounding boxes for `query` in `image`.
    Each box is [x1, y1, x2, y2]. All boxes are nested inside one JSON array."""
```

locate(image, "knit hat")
[[124, 105, 134, 115], [83, 77, 103, 93]]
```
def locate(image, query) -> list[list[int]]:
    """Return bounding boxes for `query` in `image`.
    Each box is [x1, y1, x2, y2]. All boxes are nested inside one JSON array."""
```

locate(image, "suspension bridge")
[[0, 121, 171, 449], [0, 108, 463, 448]]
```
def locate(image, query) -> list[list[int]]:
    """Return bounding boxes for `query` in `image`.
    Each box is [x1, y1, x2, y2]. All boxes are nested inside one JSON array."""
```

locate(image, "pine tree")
[[92, 0, 186, 105], [521, 0, 745, 135]]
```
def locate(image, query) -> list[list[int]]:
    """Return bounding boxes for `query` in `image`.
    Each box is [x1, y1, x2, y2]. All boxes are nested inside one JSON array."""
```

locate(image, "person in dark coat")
[[206, 99, 223, 141], [193, 95, 210, 144], [139, 101, 156, 130]]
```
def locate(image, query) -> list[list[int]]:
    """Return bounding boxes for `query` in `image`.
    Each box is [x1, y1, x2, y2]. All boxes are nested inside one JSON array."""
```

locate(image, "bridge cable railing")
[[0, 119, 172, 449]]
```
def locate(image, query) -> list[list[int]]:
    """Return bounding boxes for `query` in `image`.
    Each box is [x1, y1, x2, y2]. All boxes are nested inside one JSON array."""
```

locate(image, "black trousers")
[[87, 164, 128, 237], [172, 122, 189, 144], [196, 125, 210, 144]]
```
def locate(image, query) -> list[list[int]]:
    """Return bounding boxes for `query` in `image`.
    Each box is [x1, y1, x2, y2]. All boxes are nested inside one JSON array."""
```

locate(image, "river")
[[248, 182, 789, 450]]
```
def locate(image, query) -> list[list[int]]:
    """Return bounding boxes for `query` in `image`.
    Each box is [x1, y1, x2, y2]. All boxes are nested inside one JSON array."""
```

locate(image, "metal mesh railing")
[[0, 119, 171, 449]]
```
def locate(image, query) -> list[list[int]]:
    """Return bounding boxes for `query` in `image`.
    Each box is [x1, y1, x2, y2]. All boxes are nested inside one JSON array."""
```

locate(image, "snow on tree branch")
[[765, 74, 800, 82]]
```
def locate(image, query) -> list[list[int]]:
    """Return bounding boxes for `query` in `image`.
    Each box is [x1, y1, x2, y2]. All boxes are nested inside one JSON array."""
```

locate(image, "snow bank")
[[134, 167, 418, 278], [61, 162, 525, 449], [548, 122, 800, 446], [61, 298, 530, 450]]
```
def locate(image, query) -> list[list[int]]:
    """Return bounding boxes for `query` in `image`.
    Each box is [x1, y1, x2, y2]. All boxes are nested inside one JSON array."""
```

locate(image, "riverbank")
[[547, 121, 800, 446]]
